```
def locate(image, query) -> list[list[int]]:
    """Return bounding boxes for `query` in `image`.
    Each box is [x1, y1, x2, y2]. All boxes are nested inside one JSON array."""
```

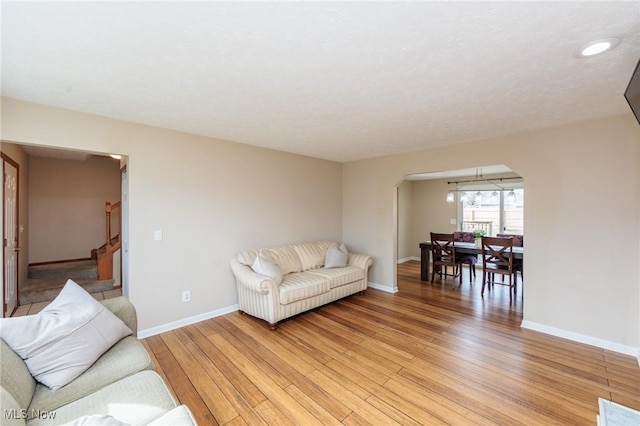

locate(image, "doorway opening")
[[1, 143, 129, 313], [395, 165, 524, 314]]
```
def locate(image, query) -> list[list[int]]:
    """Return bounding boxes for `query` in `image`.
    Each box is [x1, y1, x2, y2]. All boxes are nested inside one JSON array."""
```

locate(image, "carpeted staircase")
[[20, 259, 115, 305]]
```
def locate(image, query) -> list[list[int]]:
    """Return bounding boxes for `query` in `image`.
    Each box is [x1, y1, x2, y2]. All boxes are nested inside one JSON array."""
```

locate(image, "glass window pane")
[[460, 189, 524, 236]]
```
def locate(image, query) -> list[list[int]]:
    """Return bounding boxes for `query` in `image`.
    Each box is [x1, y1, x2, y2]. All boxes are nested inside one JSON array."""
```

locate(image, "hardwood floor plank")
[[161, 330, 239, 424], [146, 333, 219, 425], [284, 384, 346, 425], [305, 369, 400, 425], [423, 331, 612, 404], [140, 261, 639, 425], [252, 400, 296, 426], [223, 313, 318, 375], [383, 377, 498, 426], [318, 360, 376, 399], [398, 359, 586, 425], [141, 338, 178, 398], [206, 317, 294, 390], [412, 338, 602, 423], [218, 317, 354, 421], [191, 322, 268, 408], [173, 327, 270, 425], [364, 394, 434, 426], [280, 319, 394, 385], [205, 333, 323, 425]]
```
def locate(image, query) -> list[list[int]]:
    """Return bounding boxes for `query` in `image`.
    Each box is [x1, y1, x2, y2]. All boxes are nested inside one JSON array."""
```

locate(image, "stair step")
[[20, 278, 115, 305], [28, 259, 98, 280]]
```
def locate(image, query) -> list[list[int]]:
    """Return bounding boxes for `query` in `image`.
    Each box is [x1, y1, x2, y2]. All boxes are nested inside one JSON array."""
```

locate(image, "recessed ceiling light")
[[575, 37, 621, 58]]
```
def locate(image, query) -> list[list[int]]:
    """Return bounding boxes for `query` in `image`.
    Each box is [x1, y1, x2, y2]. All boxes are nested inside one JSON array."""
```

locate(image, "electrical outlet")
[[181, 290, 191, 303]]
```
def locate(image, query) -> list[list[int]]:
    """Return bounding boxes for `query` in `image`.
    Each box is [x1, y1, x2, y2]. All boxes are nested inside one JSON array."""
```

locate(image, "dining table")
[[419, 241, 524, 281]]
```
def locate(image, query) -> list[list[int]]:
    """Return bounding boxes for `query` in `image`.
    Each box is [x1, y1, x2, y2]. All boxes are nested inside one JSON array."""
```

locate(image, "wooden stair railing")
[[92, 201, 121, 280]]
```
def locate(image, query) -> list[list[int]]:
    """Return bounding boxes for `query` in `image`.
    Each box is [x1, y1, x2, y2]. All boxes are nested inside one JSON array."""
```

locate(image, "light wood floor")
[[141, 261, 640, 425]]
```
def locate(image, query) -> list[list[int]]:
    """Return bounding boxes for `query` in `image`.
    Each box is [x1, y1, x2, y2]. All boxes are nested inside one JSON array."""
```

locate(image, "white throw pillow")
[[251, 250, 284, 285], [0, 279, 132, 391], [324, 243, 349, 268]]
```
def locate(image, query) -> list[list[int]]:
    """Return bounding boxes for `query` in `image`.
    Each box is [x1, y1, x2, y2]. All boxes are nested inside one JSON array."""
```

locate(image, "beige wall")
[[3, 96, 639, 354], [29, 155, 121, 263], [1, 97, 343, 331], [396, 180, 414, 261], [397, 178, 458, 261], [409, 179, 458, 258], [344, 115, 640, 350], [0, 142, 30, 307]]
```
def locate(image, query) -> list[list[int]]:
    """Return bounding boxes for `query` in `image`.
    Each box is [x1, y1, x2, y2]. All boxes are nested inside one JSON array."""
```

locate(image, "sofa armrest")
[[100, 296, 137, 335], [347, 253, 373, 270], [230, 259, 278, 294]]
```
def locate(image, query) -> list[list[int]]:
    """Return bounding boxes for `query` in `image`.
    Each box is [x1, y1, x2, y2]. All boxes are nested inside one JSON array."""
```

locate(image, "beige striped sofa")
[[230, 240, 372, 329]]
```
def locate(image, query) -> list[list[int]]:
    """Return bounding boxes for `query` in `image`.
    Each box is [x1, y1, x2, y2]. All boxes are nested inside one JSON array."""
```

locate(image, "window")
[[459, 188, 524, 236]]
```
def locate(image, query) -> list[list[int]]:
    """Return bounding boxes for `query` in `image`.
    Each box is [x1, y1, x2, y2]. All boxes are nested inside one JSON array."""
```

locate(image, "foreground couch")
[[1, 290, 196, 426], [230, 240, 372, 329]]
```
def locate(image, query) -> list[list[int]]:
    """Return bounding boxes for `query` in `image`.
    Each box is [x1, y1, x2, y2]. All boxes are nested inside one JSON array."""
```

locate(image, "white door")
[[121, 166, 129, 296], [3, 158, 19, 317]]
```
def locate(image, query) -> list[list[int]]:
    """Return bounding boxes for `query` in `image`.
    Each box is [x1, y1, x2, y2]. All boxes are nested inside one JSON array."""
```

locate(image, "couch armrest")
[[230, 259, 278, 294], [100, 296, 137, 335], [348, 253, 373, 270]]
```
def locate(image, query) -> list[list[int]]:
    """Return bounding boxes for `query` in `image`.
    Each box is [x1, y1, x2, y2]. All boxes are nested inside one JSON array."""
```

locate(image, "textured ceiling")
[[2, 2, 639, 163]]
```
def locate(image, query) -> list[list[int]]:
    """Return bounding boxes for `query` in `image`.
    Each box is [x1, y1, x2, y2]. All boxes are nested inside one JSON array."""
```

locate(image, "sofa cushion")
[[0, 387, 25, 426], [279, 272, 331, 305], [0, 338, 36, 411], [25, 371, 177, 426], [251, 250, 283, 285], [293, 240, 333, 271], [307, 267, 365, 289], [148, 405, 197, 425], [324, 243, 349, 269], [28, 336, 152, 417], [265, 245, 302, 275], [63, 415, 130, 426], [0, 280, 132, 391], [237, 248, 260, 267]]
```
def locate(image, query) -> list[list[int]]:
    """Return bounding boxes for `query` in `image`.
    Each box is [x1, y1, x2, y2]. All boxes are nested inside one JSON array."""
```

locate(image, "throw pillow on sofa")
[[251, 249, 284, 284], [0, 279, 132, 390], [324, 243, 349, 268]]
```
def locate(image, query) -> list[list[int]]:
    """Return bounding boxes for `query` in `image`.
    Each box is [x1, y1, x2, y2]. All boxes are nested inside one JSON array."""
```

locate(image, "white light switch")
[[154, 230, 163, 241], [450, 218, 457, 225]]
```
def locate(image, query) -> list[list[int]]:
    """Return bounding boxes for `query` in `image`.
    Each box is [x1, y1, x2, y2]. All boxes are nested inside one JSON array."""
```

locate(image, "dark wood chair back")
[[496, 233, 524, 247], [482, 237, 514, 271], [481, 236, 517, 298], [430, 232, 460, 283]]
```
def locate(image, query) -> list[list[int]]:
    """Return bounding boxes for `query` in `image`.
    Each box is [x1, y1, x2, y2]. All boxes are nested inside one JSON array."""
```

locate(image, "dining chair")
[[496, 234, 523, 247], [496, 233, 524, 282], [453, 231, 477, 283], [481, 236, 518, 299], [430, 232, 461, 284]]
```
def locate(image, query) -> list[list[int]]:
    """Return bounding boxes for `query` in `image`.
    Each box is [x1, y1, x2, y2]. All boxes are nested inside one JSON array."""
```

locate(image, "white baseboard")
[[521, 320, 640, 361], [138, 283, 398, 338], [368, 281, 398, 293], [137, 304, 239, 339], [397, 256, 420, 264]]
